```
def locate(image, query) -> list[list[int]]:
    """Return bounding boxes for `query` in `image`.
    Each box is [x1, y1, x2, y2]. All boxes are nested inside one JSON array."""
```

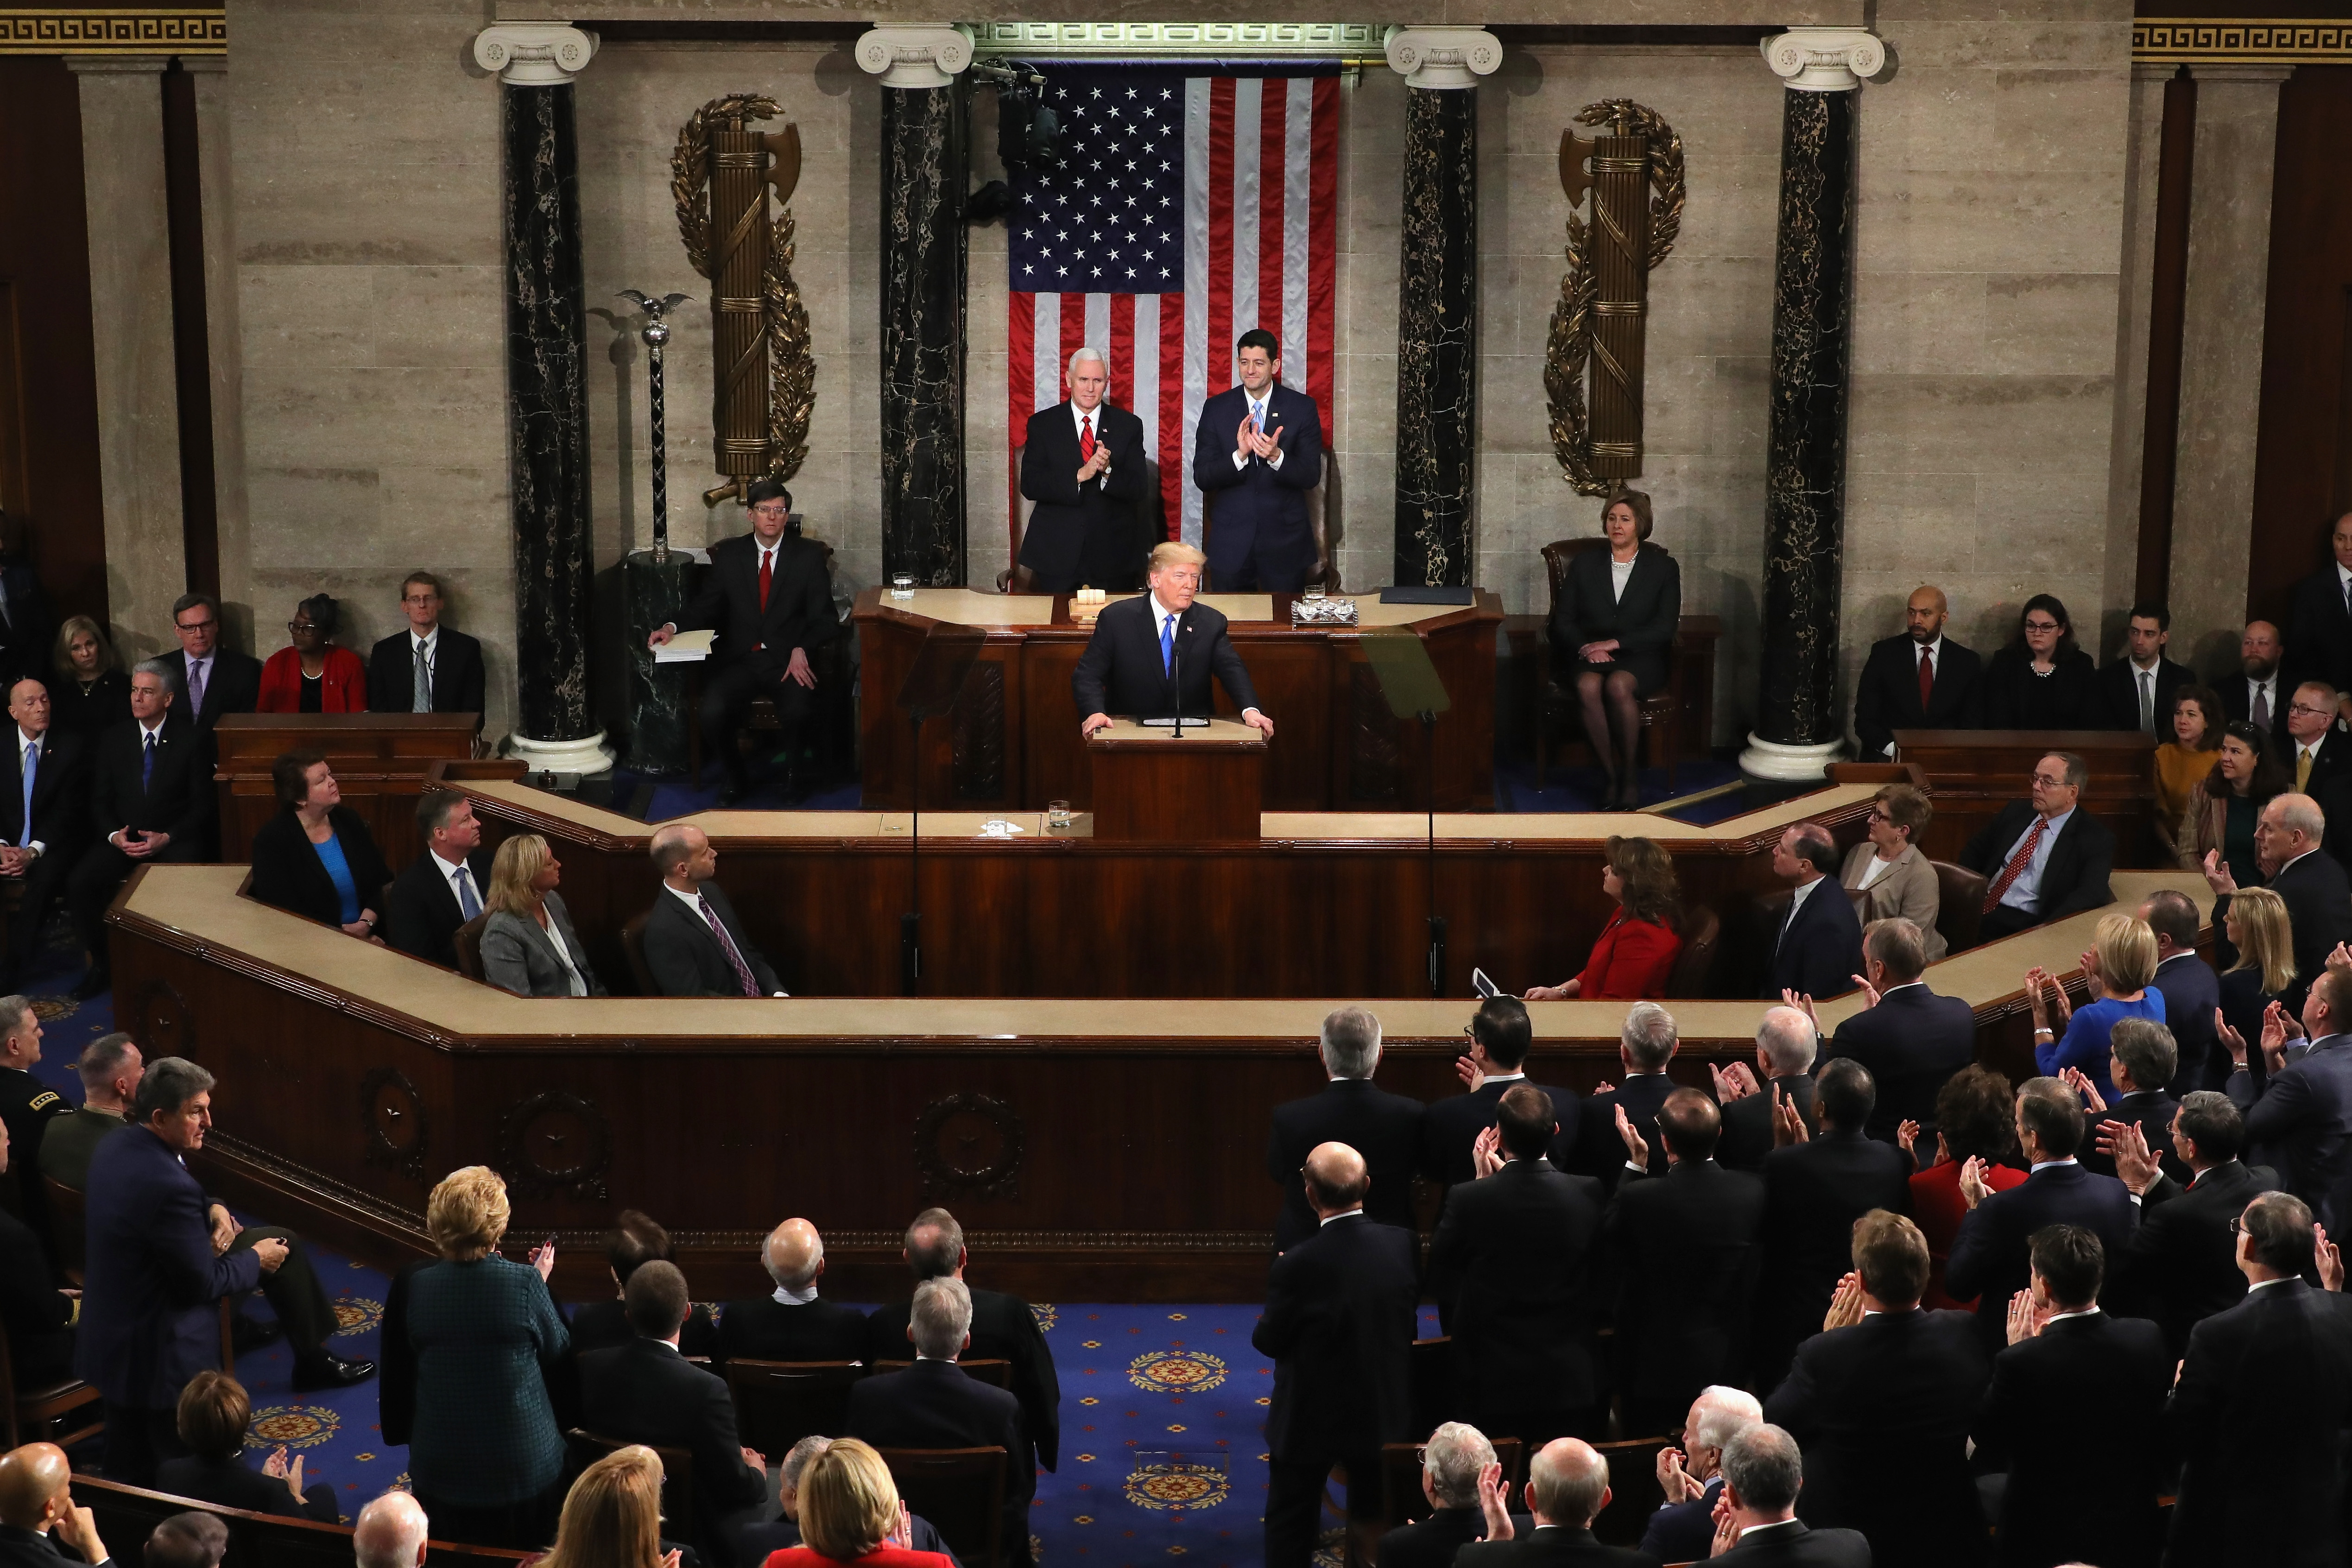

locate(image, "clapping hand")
[[1822, 1272, 1865, 1332], [262, 1446, 307, 1501], [2217, 1012, 2251, 1070], [1959, 1155, 1992, 1210], [1471, 1124, 1506, 1180], [886, 1502, 914, 1551], [1474, 1461, 1514, 1542], [2024, 967, 2063, 1034], [2061, 1065, 2107, 1114], [1656, 1445, 1702, 1505], [1455, 1054, 1487, 1093], [2202, 847, 2238, 896], [2321, 1225, 2346, 1293], [2077, 945, 2108, 1004], [1770, 1085, 1810, 1147], [1780, 989, 1823, 1032], [2096, 1119, 2161, 1195], [1614, 1105, 1650, 1170], [530, 1239, 556, 1281], [2330, 942, 2352, 976], [2005, 1288, 2049, 1346], [1896, 1119, 1921, 1162], [1708, 1490, 1740, 1558], [1710, 1062, 1761, 1103], [2259, 1001, 2295, 1073]]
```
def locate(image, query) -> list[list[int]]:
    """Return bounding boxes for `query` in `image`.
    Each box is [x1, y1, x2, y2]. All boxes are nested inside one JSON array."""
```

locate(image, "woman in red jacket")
[[258, 594, 368, 712], [1907, 1063, 2028, 1311], [1525, 834, 1684, 1000], [763, 1439, 956, 1568]]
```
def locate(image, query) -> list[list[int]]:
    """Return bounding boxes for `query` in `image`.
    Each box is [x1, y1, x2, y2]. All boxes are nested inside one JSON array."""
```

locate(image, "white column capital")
[[473, 23, 598, 86], [854, 25, 974, 89], [1759, 27, 1886, 91], [1382, 26, 1502, 90]]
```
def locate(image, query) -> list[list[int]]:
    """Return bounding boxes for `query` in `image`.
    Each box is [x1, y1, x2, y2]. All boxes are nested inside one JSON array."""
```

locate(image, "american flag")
[[1007, 68, 1340, 554]]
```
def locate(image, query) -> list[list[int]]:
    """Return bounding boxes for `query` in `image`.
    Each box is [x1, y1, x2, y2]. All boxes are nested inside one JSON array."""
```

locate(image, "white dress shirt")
[[1996, 805, 2075, 913], [772, 1282, 821, 1306], [1609, 556, 1634, 602]]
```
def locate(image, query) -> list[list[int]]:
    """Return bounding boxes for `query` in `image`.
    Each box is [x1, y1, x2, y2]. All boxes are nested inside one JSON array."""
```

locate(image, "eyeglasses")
[[2227, 1215, 2244, 1237], [2030, 774, 2070, 789], [2023, 620, 2062, 634], [2291, 704, 2333, 719], [287, 621, 319, 634], [175, 617, 216, 632]]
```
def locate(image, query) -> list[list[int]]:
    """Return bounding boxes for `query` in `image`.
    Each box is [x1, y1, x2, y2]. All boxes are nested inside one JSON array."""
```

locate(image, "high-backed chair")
[[1536, 537, 1682, 789], [1, 1326, 102, 1452], [1932, 860, 1988, 955], [1590, 1433, 1674, 1546], [868, 1357, 1014, 1391], [875, 1446, 1009, 1568], [723, 1359, 868, 1460], [1663, 905, 1721, 999], [1377, 1435, 1527, 1530], [620, 909, 658, 996], [569, 1430, 700, 1555], [451, 912, 490, 982]]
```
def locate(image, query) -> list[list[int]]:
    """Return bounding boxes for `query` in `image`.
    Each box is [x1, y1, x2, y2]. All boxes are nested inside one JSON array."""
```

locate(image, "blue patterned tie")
[[19, 741, 32, 844], [454, 866, 481, 920], [141, 731, 155, 791]]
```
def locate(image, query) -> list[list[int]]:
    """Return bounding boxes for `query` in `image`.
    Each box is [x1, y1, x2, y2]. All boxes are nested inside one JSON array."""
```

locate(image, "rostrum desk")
[[107, 768, 2210, 1299]]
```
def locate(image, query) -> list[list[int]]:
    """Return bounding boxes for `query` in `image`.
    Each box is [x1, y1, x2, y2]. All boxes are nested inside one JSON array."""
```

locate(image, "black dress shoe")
[[291, 1353, 376, 1391], [231, 1315, 284, 1353], [70, 965, 109, 1001]]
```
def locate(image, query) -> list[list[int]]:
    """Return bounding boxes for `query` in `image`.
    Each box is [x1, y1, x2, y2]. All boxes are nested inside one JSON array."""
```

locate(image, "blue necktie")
[[1160, 613, 1174, 676], [19, 741, 32, 842], [454, 866, 482, 920], [141, 732, 155, 791]]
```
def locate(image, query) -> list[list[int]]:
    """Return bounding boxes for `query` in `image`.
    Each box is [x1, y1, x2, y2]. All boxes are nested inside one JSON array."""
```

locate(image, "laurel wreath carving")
[[1546, 100, 1687, 495], [670, 93, 814, 484]]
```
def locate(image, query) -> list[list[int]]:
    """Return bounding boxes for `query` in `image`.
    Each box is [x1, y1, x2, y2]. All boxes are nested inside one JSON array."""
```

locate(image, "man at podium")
[[1073, 543, 1275, 740]]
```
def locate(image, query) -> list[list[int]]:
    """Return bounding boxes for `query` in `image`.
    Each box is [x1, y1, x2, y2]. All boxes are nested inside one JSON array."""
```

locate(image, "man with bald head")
[[1257, 1141, 1418, 1568], [352, 1489, 430, 1568], [0, 677, 85, 993], [1852, 585, 1984, 760], [2223, 620, 2286, 734], [1454, 1436, 1658, 1568], [719, 1218, 869, 1364], [640, 824, 784, 998], [0, 1442, 110, 1568], [2203, 790, 2352, 1015]]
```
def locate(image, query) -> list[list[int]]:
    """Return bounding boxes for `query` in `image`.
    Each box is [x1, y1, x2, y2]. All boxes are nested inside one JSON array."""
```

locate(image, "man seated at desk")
[[1072, 542, 1275, 740]]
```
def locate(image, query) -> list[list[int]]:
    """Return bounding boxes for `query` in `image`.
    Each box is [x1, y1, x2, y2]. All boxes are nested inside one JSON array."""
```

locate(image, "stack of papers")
[[654, 629, 715, 664]]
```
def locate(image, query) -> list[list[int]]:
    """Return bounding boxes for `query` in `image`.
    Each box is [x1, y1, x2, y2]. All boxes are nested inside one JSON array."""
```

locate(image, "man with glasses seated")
[[158, 593, 259, 743], [1956, 751, 2115, 941]]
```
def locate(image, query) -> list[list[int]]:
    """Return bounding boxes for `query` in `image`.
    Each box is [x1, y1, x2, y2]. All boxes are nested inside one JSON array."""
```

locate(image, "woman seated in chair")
[[536, 1445, 683, 1568], [2180, 721, 2289, 888], [247, 748, 391, 942], [156, 1371, 340, 1522], [479, 831, 607, 998], [759, 1437, 955, 1568], [1840, 783, 1945, 961], [2154, 684, 2224, 861], [1524, 834, 1683, 1000], [50, 615, 130, 741], [1550, 485, 1680, 810], [257, 594, 368, 712], [1981, 593, 2097, 730]]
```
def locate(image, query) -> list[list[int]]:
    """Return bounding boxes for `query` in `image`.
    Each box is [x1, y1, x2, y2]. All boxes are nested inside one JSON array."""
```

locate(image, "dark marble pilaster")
[[502, 79, 597, 750], [880, 82, 968, 588], [1393, 85, 1478, 588]]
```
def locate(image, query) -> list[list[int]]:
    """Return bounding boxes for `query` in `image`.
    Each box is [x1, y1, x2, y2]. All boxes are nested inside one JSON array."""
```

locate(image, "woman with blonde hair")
[[478, 832, 606, 997], [538, 1446, 679, 1568], [1523, 834, 1683, 1000], [761, 1439, 953, 1568], [2025, 912, 2166, 1098], [1549, 485, 1681, 809], [379, 1165, 568, 1549], [1840, 783, 1946, 961], [50, 614, 130, 740], [2219, 885, 2297, 1070]]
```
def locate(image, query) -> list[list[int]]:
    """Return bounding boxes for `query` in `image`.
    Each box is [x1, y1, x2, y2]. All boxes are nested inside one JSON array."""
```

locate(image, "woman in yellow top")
[[2153, 684, 2223, 861]]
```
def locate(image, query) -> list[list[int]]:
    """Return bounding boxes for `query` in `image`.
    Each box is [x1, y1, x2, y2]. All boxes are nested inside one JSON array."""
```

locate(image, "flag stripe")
[[1158, 291, 1185, 541], [1306, 76, 1339, 443], [1182, 78, 1214, 550], [1281, 77, 1311, 398], [1231, 78, 1261, 365], [1258, 83, 1286, 385]]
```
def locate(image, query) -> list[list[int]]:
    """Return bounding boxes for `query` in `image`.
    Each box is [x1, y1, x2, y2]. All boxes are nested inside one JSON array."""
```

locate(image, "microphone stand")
[[1173, 639, 1183, 738]]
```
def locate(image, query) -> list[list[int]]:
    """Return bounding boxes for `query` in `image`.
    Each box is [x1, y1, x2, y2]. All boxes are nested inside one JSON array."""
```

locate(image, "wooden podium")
[[1086, 719, 1265, 843], [214, 713, 480, 866]]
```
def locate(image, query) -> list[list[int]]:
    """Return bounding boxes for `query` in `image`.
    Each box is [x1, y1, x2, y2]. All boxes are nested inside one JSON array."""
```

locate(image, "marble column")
[[1739, 28, 1883, 784], [185, 57, 252, 643], [1385, 28, 1497, 588], [67, 56, 186, 663], [474, 24, 612, 773], [860, 26, 973, 588], [2169, 63, 2291, 663]]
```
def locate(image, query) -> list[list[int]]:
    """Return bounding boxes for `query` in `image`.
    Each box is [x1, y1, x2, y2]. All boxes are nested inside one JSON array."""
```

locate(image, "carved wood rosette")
[[131, 979, 195, 1060], [1545, 101, 1686, 494], [672, 94, 815, 506], [914, 1091, 1025, 1199], [497, 1089, 612, 1202], [359, 1067, 429, 1185]]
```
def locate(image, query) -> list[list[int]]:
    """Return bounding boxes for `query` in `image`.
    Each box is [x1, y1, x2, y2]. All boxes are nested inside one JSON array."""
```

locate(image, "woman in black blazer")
[[247, 747, 392, 938], [50, 614, 131, 741], [1983, 593, 2098, 730], [155, 1370, 341, 1522], [1550, 485, 1681, 809]]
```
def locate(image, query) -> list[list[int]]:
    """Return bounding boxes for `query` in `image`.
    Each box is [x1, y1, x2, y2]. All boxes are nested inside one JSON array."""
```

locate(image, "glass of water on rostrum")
[[890, 573, 916, 601]]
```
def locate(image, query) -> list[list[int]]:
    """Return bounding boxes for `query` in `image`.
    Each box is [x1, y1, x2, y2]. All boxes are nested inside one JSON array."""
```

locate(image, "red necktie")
[[1982, 817, 2046, 912], [1080, 413, 1096, 462], [1918, 645, 1935, 712], [758, 546, 772, 613]]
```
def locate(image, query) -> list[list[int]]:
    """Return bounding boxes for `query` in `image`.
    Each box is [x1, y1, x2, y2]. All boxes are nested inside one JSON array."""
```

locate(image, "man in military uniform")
[[38, 1031, 140, 1194], [0, 993, 67, 1249]]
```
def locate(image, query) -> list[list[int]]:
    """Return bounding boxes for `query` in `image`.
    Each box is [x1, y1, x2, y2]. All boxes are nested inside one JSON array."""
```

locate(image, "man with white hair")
[[718, 1217, 869, 1363], [1267, 1005, 1423, 1250], [1454, 1436, 1651, 1568], [1714, 1008, 1819, 1171], [1574, 1002, 1680, 1189], [2204, 790, 2352, 1013], [352, 1490, 430, 1568], [1375, 1423, 1531, 1568], [1638, 1386, 1761, 1563], [1018, 346, 1150, 593], [847, 1277, 1030, 1568]]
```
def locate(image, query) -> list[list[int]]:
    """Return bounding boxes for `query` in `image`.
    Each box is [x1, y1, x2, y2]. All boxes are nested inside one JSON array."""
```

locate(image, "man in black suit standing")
[[1452, 1438, 1659, 1568], [2166, 1191, 2352, 1568], [2101, 1092, 2281, 1358], [0, 1441, 112, 1568], [1071, 541, 1272, 737], [1803, 917, 1976, 1144], [1255, 1142, 1417, 1568], [641, 824, 785, 998], [1957, 750, 2115, 940], [1606, 1089, 1766, 1437], [1703, 1423, 1870, 1567], [2220, 962, 2352, 1231], [864, 1209, 1060, 1507], [2205, 790, 2352, 1014], [380, 791, 490, 970], [1945, 1077, 2136, 1353], [1017, 348, 1151, 593], [2219, 619, 2285, 735], [2076, 1018, 2188, 1185], [1189, 329, 1323, 593], [577, 1261, 770, 1562], [1755, 1059, 1912, 1388], [1973, 1226, 2169, 1568], [647, 479, 840, 804], [718, 1218, 868, 1365], [1764, 1211, 1989, 1568], [66, 661, 212, 999], [2286, 511, 2352, 707], [1423, 996, 1578, 1189], [1376, 1423, 1532, 1568], [1426, 1085, 1606, 1443], [2094, 602, 2194, 736], [1852, 585, 1984, 759], [1713, 1007, 1818, 1172], [1762, 825, 1862, 1002], [848, 1277, 1031, 1568], [1267, 1006, 1423, 1251], [366, 572, 486, 721], [0, 680, 85, 992], [160, 593, 260, 744], [1573, 1002, 1682, 1189], [2140, 889, 2221, 1094]]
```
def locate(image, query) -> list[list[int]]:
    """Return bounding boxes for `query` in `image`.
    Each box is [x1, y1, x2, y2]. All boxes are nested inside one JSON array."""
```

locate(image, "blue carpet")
[[1492, 757, 1748, 820]]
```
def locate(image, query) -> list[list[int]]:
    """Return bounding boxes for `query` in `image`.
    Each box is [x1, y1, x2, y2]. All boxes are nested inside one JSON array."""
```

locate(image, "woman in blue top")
[[245, 747, 391, 938], [2025, 911, 2165, 1099]]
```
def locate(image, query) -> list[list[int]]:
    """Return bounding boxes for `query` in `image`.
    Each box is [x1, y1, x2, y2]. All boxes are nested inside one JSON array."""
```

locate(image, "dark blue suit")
[[2227, 1031, 2352, 1233], [1766, 879, 1864, 1001], [2150, 951, 2222, 1097], [1943, 1161, 2135, 1353], [76, 1123, 262, 1480], [1190, 381, 1322, 590]]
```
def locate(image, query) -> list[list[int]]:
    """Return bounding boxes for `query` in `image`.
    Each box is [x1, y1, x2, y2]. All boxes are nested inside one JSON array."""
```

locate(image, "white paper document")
[[654, 629, 715, 663]]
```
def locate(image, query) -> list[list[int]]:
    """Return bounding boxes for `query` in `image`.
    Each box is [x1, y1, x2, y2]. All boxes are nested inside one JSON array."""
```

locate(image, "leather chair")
[[1931, 860, 1988, 955], [0, 1325, 102, 1451], [1536, 537, 1682, 790], [875, 1446, 1009, 1568], [724, 1359, 869, 1461], [868, 1357, 1014, 1391], [451, 912, 489, 982], [1664, 905, 1721, 999], [1589, 1433, 1673, 1546], [619, 909, 658, 996]]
